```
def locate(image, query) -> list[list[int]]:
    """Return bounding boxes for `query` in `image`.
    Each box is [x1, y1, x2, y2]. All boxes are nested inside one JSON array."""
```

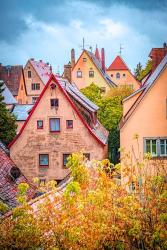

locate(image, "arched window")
[[116, 73, 120, 79]]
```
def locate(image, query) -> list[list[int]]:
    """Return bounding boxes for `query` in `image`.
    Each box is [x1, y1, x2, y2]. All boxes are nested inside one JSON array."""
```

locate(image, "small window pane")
[[146, 140, 151, 153], [39, 154, 49, 166], [37, 120, 43, 129], [116, 73, 120, 79], [50, 99, 59, 107], [63, 154, 70, 166], [50, 118, 60, 132], [77, 71, 82, 78], [89, 71, 94, 78], [28, 71, 31, 78], [160, 139, 167, 156], [66, 120, 73, 129], [152, 140, 157, 155], [32, 97, 38, 104]]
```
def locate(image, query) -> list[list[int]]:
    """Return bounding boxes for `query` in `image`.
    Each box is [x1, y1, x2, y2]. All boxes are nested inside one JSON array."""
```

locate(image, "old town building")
[[0, 64, 27, 104], [9, 74, 109, 182], [24, 59, 52, 104], [106, 55, 140, 91]]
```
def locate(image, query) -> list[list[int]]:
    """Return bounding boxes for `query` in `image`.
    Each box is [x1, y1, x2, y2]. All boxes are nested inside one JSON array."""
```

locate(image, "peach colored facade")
[[10, 76, 108, 182], [72, 51, 112, 93], [120, 64, 167, 168], [24, 61, 45, 104], [16, 71, 27, 104], [106, 69, 140, 91]]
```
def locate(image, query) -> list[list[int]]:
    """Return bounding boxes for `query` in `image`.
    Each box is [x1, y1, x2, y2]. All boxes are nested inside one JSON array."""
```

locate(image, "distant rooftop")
[[0, 80, 17, 104], [107, 55, 129, 71], [12, 104, 33, 121], [29, 59, 52, 84]]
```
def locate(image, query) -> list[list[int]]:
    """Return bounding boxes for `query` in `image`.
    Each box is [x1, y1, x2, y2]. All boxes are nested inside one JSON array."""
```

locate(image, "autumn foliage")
[[0, 153, 166, 250]]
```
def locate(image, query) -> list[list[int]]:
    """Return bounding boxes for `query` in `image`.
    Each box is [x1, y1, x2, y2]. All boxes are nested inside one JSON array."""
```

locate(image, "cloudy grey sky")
[[0, 0, 167, 73]]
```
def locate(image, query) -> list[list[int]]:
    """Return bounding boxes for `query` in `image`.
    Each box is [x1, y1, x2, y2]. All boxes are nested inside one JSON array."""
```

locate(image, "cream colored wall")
[[10, 80, 108, 182], [107, 69, 140, 91], [72, 51, 111, 92], [16, 72, 27, 104], [120, 66, 167, 164], [24, 61, 45, 104]]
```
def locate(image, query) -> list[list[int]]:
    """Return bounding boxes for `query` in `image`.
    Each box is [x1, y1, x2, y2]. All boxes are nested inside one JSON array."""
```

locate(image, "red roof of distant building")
[[107, 55, 129, 71]]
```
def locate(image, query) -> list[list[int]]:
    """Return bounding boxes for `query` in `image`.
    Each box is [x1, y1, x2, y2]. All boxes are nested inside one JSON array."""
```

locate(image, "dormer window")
[[89, 70, 94, 78], [116, 73, 120, 79], [28, 71, 31, 78], [77, 70, 82, 78], [50, 98, 59, 108]]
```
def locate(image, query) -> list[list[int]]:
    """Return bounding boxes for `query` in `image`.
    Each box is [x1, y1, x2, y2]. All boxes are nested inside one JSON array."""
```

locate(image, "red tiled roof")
[[0, 65, 23, 96], [0, 145, 36, 208], [107, 55, 129, 71]]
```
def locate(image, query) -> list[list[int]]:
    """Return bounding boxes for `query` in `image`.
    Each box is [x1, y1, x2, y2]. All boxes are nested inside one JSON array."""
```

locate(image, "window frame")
[[31, 83, 40, 90], [66, 120, 73, 129], [37, 120, 43, 129], [116, 72, 120, 79], [63, 153, 71, 167], [39, 154, 49, 167], [89, 70, 94, 78], [144, 137, 167, 157], [50, 98, 59, 108], [28, 70, 31, 78], [77, 70, 82, 78], [49, 118, 60, 132], [32, 96, 38, 104]]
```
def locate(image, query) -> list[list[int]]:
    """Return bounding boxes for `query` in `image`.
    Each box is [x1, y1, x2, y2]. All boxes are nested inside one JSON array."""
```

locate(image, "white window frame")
[[144, 137, 167, 157]]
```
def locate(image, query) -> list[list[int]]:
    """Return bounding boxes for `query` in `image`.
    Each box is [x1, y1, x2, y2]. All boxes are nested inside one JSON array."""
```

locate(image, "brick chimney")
[[64, 62, 72, 82], [149, 43, 167, 72], [71, 48, 75, 69], [95, 45, 101, 62], [101, 48, 105, 72]]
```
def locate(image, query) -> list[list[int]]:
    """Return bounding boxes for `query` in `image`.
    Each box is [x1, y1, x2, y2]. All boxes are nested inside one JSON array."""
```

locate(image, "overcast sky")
[[0, 0, 167, 74]]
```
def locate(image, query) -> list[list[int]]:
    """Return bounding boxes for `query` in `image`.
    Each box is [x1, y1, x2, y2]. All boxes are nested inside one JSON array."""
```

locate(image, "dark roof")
[[0, 81, 17, 104], [107, 55, 129, 71], [86, 50, 117, 88], [0, 146, 36, 209], [0, 65, 23, 96]]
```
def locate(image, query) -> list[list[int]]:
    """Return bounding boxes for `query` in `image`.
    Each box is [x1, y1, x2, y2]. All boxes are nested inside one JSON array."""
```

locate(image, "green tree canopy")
[[0, 81, 17, 145], [134, 59, 152, 81]]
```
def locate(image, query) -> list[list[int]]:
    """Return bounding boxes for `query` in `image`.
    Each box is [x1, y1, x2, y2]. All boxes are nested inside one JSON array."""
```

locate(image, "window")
[[116, 73, 120, 79], [28, 71, 31, 78], [50, 118, 60, 132], [32, 83, 40, 90], [89, 70, 94, 78], [39, 154, 49, 167], [160, 139, 167, 156], [84, 153, 90, 160], [63, 154, 70, 166], [66, 120, 73, 129], [100, 87, 106, 93], [37, 120, 43, 129], [32, 97, 38, 104], [111, 74, 113, 77], [83, 58, 87, 62], [77, 70, 82, 78], [145, 138, 167, 157], [123, 73, 126, 78], [50, 99, 59, 107]]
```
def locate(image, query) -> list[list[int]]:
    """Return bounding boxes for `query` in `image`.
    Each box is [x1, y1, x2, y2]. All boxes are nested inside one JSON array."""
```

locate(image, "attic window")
[[123, 73, 126, 78], [83, 58, 87, 62], [116, 73, 120, 79], [89, 70, 94, 78], [10, 167, 21, 181], [50, 98, 59, 108], [28, 71, 31, 78], [32, 83, 40, 90], [77, 71, 82, 78]]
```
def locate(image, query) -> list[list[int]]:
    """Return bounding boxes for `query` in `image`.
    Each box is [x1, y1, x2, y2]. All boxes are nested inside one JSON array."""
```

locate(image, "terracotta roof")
[[0, 142, 36, 209], [120, 54, 167, 129], [0, 65, 23, 96], [107, 55, 129, 71], [29, 59, 52, 84], [9, 74, 109, 148]]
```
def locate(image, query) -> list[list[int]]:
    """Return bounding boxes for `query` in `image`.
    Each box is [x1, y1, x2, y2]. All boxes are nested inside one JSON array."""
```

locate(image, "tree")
[[81, 84, 132, 163], [134, 59, 152, 81], [0, 81, 17, 145]]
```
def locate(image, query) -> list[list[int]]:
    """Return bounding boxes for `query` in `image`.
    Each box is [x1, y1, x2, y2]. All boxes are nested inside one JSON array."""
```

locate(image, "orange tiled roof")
[[107, 55, 129, 71]]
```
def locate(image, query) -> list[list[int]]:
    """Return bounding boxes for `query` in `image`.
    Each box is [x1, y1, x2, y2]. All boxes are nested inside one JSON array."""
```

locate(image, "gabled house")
[[106, 55, 140, 91], [120, 48, 167, 169], [71, 48, 117, 93], [1, 80, 17, 110], [24, 59, 52, 104], [0, 64, 27, 104], [9, 74, 109, 183], [0, 141, 35, 210]]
